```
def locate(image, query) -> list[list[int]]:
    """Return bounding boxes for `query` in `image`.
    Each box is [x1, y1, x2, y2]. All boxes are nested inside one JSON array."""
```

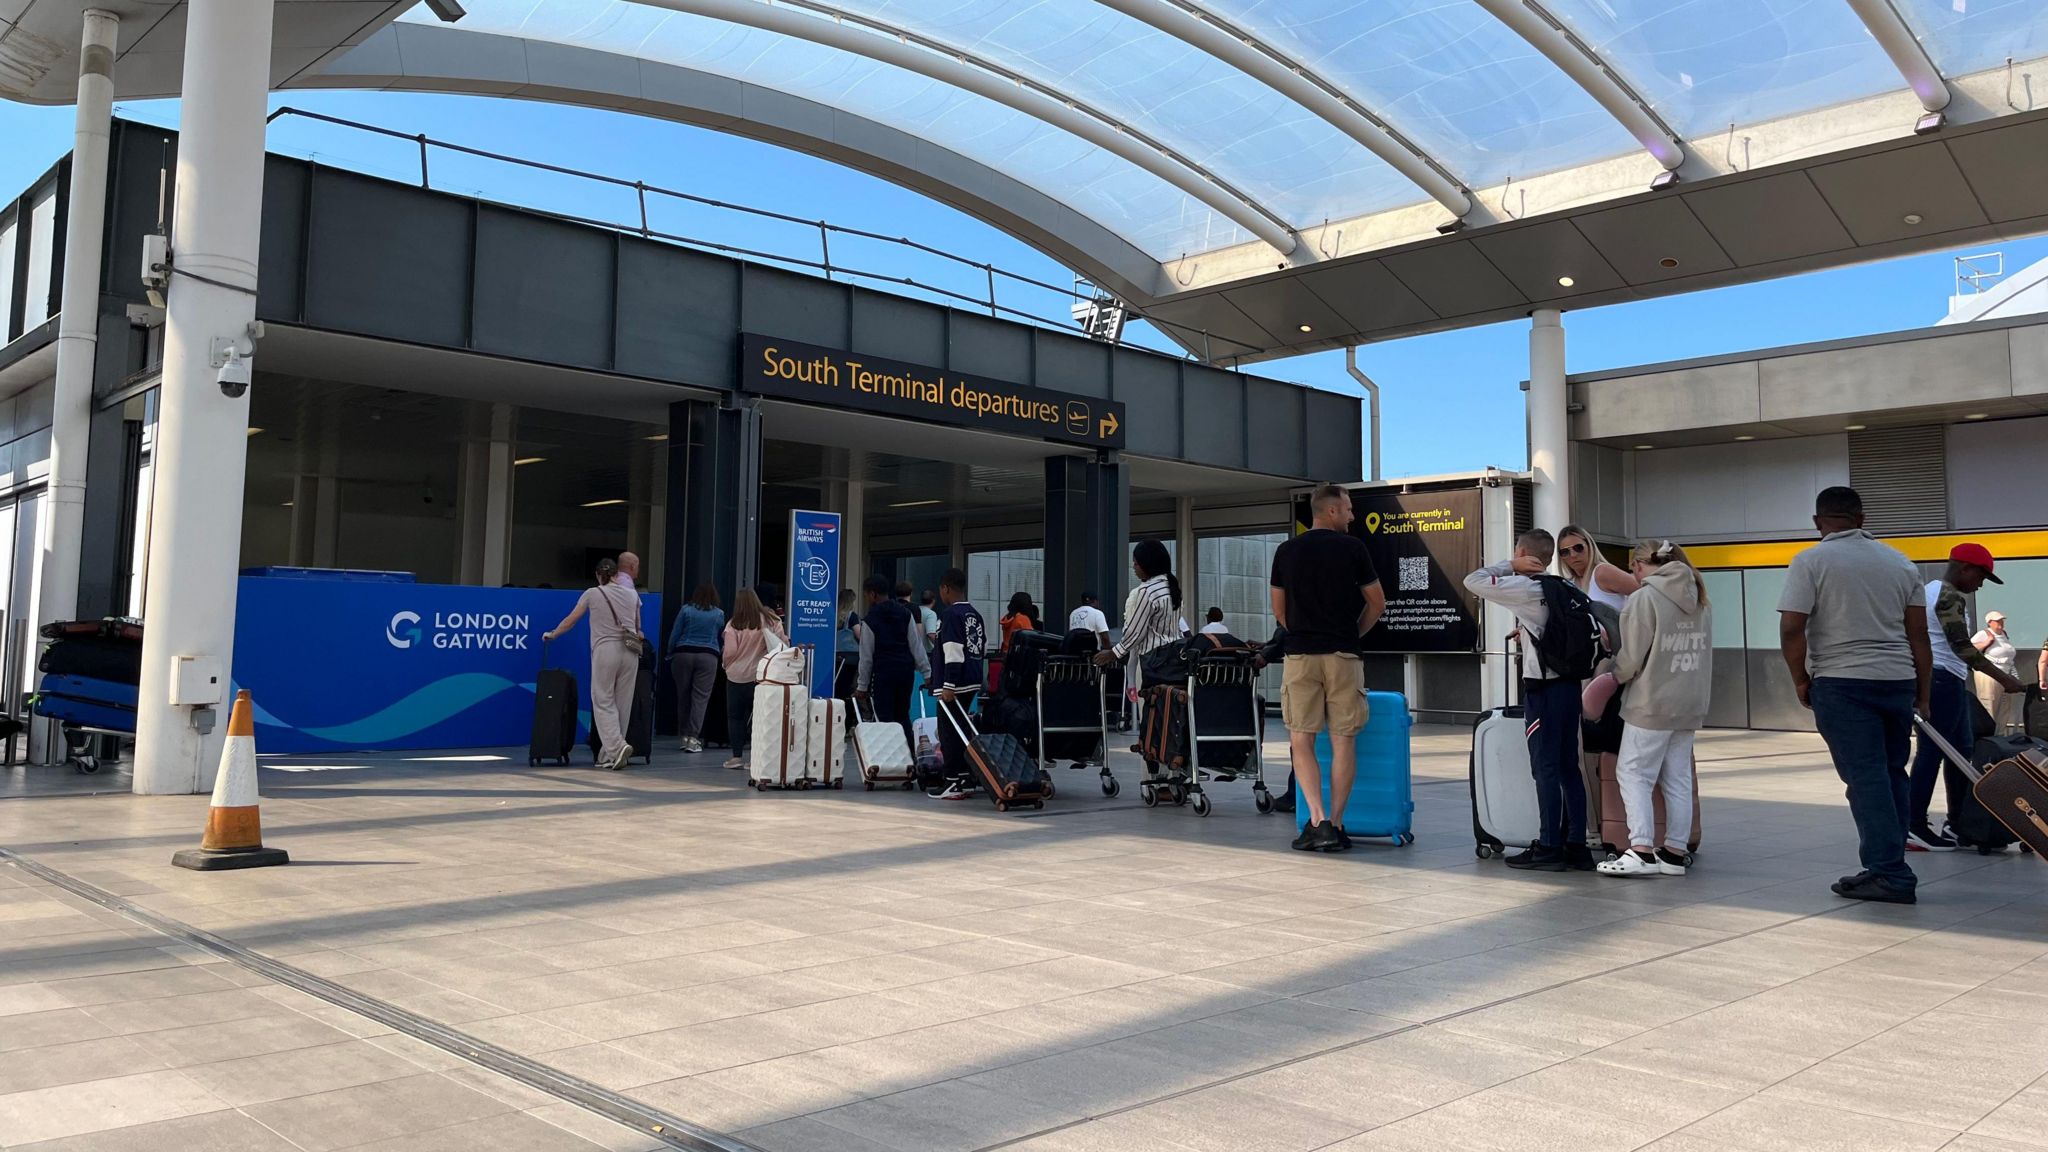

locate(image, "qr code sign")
[[1397, 556, 1430, 593]]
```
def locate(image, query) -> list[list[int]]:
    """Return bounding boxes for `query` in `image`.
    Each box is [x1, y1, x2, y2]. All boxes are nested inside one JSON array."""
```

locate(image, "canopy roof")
[[414, 0, 2043, 262]]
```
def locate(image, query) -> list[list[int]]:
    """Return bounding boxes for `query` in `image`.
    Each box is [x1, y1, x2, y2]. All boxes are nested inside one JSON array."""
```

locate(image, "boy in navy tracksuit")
[[932, 567, 987, 797]]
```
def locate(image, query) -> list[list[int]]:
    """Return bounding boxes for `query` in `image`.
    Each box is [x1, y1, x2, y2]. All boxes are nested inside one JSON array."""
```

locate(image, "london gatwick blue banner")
[[786, 509, 842, 698], [231, 575, 658, 754]]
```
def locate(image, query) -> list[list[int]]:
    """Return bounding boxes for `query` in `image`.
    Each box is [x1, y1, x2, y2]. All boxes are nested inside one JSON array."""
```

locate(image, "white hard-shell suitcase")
[[852, 699, 915, 790], [807, 697, 849, 789], [751, 682, 812, 791], [1471, 705, 1542, 857]]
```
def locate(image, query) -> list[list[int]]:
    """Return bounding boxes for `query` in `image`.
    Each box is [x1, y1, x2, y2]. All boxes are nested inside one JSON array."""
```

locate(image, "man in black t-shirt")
[[1270, 484, 1385, 852]]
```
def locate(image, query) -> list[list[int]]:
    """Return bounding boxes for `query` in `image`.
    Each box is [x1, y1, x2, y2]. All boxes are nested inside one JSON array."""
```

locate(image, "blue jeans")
[[1524, 678, 1587, 849], [1908, 670, 1973, 830], [1809, 677, 1917, 890]]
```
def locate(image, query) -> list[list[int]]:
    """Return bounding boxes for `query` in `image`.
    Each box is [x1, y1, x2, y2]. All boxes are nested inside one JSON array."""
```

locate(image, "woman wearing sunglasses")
[[1558, 524, 1639, 851]]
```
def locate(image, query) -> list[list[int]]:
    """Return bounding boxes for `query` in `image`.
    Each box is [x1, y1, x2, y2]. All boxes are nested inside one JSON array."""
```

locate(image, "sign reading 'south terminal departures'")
[[740, 334, 1127, 450]]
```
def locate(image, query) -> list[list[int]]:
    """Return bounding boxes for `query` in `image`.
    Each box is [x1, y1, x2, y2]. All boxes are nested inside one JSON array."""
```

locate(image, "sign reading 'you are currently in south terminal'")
[[740, 334, 1127, 450]]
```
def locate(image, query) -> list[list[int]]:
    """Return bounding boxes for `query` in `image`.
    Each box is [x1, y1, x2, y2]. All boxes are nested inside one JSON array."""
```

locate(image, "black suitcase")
[[588, 662, 655, 765], [2027, 686, 2047, 742], [530, 647, 577, 767], [938, 696, 1051, 811], [38, 636, 143, 685]]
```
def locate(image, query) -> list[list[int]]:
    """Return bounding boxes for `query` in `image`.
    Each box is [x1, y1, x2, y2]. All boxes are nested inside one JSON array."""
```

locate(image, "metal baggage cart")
[[1137, 649, 1270, 818], [1036, 655, 1114, 795]]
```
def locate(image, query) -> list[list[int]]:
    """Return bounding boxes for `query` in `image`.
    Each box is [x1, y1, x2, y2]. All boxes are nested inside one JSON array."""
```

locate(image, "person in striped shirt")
[[1093, 540, 1183, 686]]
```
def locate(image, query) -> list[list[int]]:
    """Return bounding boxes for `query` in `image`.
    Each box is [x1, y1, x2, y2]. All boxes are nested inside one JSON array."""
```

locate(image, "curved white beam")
[[1845, 0, 1951, 112], [1473, 0, 1683, 171], [1094, 0, 1471, 219], [642, 0, 1297, 254]]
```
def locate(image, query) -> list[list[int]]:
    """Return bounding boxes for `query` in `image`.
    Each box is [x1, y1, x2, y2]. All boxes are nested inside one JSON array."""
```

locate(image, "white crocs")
[[1596, 851, 1658, 877]]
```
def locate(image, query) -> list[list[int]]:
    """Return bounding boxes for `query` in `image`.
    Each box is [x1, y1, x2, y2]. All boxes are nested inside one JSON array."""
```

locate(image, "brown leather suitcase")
[[1596, 752, 1703, 859], [1915, 717, 2048, 859]]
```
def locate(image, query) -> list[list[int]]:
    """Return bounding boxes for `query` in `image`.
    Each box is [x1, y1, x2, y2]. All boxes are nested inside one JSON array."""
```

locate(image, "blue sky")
[[7, 90, 2044, 480]]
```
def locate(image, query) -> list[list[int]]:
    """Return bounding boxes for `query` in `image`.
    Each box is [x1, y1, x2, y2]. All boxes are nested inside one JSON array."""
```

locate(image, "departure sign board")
[[740, 334, 1127, 449]]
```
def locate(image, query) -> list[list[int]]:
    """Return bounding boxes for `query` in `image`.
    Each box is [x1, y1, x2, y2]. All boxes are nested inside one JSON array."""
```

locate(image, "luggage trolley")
[[1036, 655, 1114, 796], [33, 620, 144, 775], [1139, 649, 1270, 817]]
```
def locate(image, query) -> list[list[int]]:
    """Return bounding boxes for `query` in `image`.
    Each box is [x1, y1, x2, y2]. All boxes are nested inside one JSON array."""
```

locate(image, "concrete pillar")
[[1090, 452, 1130, 625], [1528, 309, 1569, 536], [1043, 456, 1088, 626], [131, 0, 276, 795], [37, 9, 119, 638], [1174, 496, 1197, 622], [666, 397, 760, 615]]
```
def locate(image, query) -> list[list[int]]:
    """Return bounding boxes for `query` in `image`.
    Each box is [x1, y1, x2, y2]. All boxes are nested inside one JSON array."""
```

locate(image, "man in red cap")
[[1907, 541, 2026, 851]]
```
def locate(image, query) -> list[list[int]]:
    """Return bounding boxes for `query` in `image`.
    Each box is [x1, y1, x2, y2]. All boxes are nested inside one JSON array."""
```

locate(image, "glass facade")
[[968, 548, 1044, 623]]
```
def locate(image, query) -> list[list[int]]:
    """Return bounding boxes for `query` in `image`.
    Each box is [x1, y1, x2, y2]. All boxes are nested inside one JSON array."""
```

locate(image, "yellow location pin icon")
[[1365, 512, 1381, 534]]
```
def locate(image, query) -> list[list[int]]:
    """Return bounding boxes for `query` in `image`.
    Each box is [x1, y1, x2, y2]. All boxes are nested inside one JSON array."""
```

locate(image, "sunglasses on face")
[[1561, 543, 1587, 556]]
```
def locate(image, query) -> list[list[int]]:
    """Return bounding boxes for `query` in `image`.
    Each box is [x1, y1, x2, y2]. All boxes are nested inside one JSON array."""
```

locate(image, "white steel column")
[[38, 9, 120, 641], [1528, 309, 1570, 537], [132, 0, 277, 795]]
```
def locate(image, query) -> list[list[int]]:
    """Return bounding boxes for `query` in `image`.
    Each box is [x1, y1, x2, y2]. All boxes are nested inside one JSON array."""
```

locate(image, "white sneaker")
[[723, 756, 746, 771], [1596, 851, 1658, 877], [607, 744, 632, 771], [930, 779, 971, 801]]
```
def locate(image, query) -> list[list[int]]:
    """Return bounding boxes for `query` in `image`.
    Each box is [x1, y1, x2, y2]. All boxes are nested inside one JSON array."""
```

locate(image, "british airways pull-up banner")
[[231, 576, 658, 754], [786, 510, 842, 699]]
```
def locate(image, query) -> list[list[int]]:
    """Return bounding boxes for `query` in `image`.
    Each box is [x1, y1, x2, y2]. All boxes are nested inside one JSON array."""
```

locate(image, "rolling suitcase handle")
[[1914, 714, 1983, 785]]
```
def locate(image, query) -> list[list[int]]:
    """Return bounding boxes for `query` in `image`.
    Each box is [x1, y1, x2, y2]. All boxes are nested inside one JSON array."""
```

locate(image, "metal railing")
[[263, 107, 1228, 361]]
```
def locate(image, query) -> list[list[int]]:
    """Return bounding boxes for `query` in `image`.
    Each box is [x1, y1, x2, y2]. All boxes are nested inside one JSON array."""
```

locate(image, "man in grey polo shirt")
[[1778, 486, 1932, 904]]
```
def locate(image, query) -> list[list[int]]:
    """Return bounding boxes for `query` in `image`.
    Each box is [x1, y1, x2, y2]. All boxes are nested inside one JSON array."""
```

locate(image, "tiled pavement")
[[0, 726, 2044, 1151]]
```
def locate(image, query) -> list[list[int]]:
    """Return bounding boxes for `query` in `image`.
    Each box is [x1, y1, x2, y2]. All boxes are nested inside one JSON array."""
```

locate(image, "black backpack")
[[1531, 575, 1607, 682]]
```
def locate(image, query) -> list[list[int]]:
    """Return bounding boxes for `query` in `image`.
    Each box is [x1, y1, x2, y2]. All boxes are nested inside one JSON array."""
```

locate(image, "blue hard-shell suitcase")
[[36, 673, 140, 732], [1300, 690, 1414, 846]]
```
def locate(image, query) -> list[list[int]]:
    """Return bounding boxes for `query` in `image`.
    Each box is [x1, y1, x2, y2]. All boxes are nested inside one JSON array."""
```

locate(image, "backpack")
[[1531, 575, 1608, 682]]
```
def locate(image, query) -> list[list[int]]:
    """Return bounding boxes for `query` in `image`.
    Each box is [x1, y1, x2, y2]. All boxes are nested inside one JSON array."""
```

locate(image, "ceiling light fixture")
[[1914, 111, 1946, 135], [514, 456, 545, 466], [1649, 171, 1680, 190], [246, 427, 263, 436], [282, 501, 293, 507], [1963, 413, 1988, 420], [1633, 444, 1655, 450], [1902, 213, 1923, 226], [581, 498, 626, 508], [1735, 435, 1755, 441], [645, 433, 669, 442], [1298, 324, 1313, 333], [889, 499, 943, 509], [1658, 257, 1680, 269], [1556, 276, 1575, 288], [1845, 424, 1867, 431]]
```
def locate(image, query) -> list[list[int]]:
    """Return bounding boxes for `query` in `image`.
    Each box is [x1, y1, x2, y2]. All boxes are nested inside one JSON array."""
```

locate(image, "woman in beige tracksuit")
[[1597, 541, 1713, 878]]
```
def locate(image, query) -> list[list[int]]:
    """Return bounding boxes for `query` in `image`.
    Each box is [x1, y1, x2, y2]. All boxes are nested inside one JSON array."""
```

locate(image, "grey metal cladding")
[[304, 168, 472, 347], [850, 290, 946, 367], [1182, 363, 1246, 469], [1244, 376, 1305, 479], [614, 238, 739, 386], [1305, 388, 1363, 482], [946, 311, 1031, 385], [472, 207, 614, 369], [1111, 347, 1179, 459], [1033, 329, 1111, 399], [256, 158, 308, 322], [739, 265, 847, 349]]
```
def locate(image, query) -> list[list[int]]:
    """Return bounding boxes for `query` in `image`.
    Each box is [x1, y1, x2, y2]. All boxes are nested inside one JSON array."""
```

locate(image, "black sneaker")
[[1907, 823, 1957, 852], [1311, 820, 1347, 852], [1291, 822, 1321, 852], [1329, 823, 1354, 852], [1504, 845, 1567, 871], [1831, 874, 1917, 904], [1562, 844, 1597, 872], [1273, 791, 1296, 814]]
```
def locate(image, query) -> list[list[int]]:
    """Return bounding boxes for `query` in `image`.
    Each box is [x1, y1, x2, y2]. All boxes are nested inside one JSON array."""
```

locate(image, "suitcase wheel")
[[1475, 844, 1496, 860], [833, 778, 844, 790], [1394, 833, 1415, 847], [529, 757, 539, 767], [995, 800, 1009, 812], [902, 780, 916, 791], [864, 781, 875, 791], [1191, 792, 1211, 818], [1043, 780, 1056, 800]]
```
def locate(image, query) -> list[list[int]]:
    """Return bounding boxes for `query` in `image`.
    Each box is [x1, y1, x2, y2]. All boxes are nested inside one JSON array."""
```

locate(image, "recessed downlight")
[[1298, 324, 1313, 333], [1633, 444, 1655, 450], [1658, 257, 1680, 269], [1556, 276, 1576, 288], [1902, 213, 1924, 225], [1963, 413, 1988, 420], [1845, 424, 1867, 431], [1735, 435, 1755, 441]]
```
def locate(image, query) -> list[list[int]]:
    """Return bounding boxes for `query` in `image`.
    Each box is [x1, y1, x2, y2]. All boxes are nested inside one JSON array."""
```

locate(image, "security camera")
[[217, 352, 251, 398]]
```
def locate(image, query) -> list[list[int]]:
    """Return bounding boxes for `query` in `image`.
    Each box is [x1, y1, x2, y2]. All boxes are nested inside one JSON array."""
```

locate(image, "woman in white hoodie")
[[1596, 540, 1713, 878]]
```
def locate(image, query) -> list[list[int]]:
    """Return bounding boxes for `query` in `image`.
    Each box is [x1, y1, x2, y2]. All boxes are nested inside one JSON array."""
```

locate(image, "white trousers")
[[590, 640, 638, 762], [1615, 724, 1696, 852]]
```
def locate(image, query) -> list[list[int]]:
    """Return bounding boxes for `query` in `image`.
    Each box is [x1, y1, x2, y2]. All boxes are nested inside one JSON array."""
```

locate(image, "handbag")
[[598, 587, 649, 662]]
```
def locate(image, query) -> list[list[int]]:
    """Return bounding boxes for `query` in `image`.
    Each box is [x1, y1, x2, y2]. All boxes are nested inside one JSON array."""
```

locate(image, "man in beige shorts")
[[1271, 485, 1386, 852]]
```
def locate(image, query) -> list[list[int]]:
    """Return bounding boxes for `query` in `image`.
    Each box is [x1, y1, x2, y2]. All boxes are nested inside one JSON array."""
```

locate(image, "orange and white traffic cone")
[[172, 690, 288, 871]]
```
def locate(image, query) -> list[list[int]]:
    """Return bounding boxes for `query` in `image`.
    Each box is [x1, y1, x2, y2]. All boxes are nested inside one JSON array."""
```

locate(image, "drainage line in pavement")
[[0, 846, 762, 1152]]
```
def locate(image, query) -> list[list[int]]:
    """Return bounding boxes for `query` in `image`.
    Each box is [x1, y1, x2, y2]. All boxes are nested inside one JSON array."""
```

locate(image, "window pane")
[[24, 184, 57, 328], [1742, 567, 1789, 651], [1895, 0, 2048, 78]]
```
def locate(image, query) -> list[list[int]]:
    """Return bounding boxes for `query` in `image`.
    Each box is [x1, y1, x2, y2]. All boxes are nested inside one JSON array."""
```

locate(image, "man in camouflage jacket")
[[1906, 543, 2025, 850]]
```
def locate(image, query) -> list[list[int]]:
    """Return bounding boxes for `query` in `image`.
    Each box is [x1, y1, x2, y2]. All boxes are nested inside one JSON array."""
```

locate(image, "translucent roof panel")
[[1542, 0, 1903, 139], [1896, 0, 2048, 77], [1201, 0, 1640, 189], [400, 0, 1258, 257], [822, 1, 1425, 233]]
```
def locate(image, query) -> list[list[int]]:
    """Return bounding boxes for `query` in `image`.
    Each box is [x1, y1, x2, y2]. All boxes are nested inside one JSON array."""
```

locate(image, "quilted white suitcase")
[[807, 697, 849, 789], [852, 699, 915, 790], [1471, 705, 1543, 857], [751, 681, 812, 791]]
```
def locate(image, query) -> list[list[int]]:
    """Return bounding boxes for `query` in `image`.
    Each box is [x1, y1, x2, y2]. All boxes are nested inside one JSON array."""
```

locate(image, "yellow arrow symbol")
[[1099, 411, 1120, 439]]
